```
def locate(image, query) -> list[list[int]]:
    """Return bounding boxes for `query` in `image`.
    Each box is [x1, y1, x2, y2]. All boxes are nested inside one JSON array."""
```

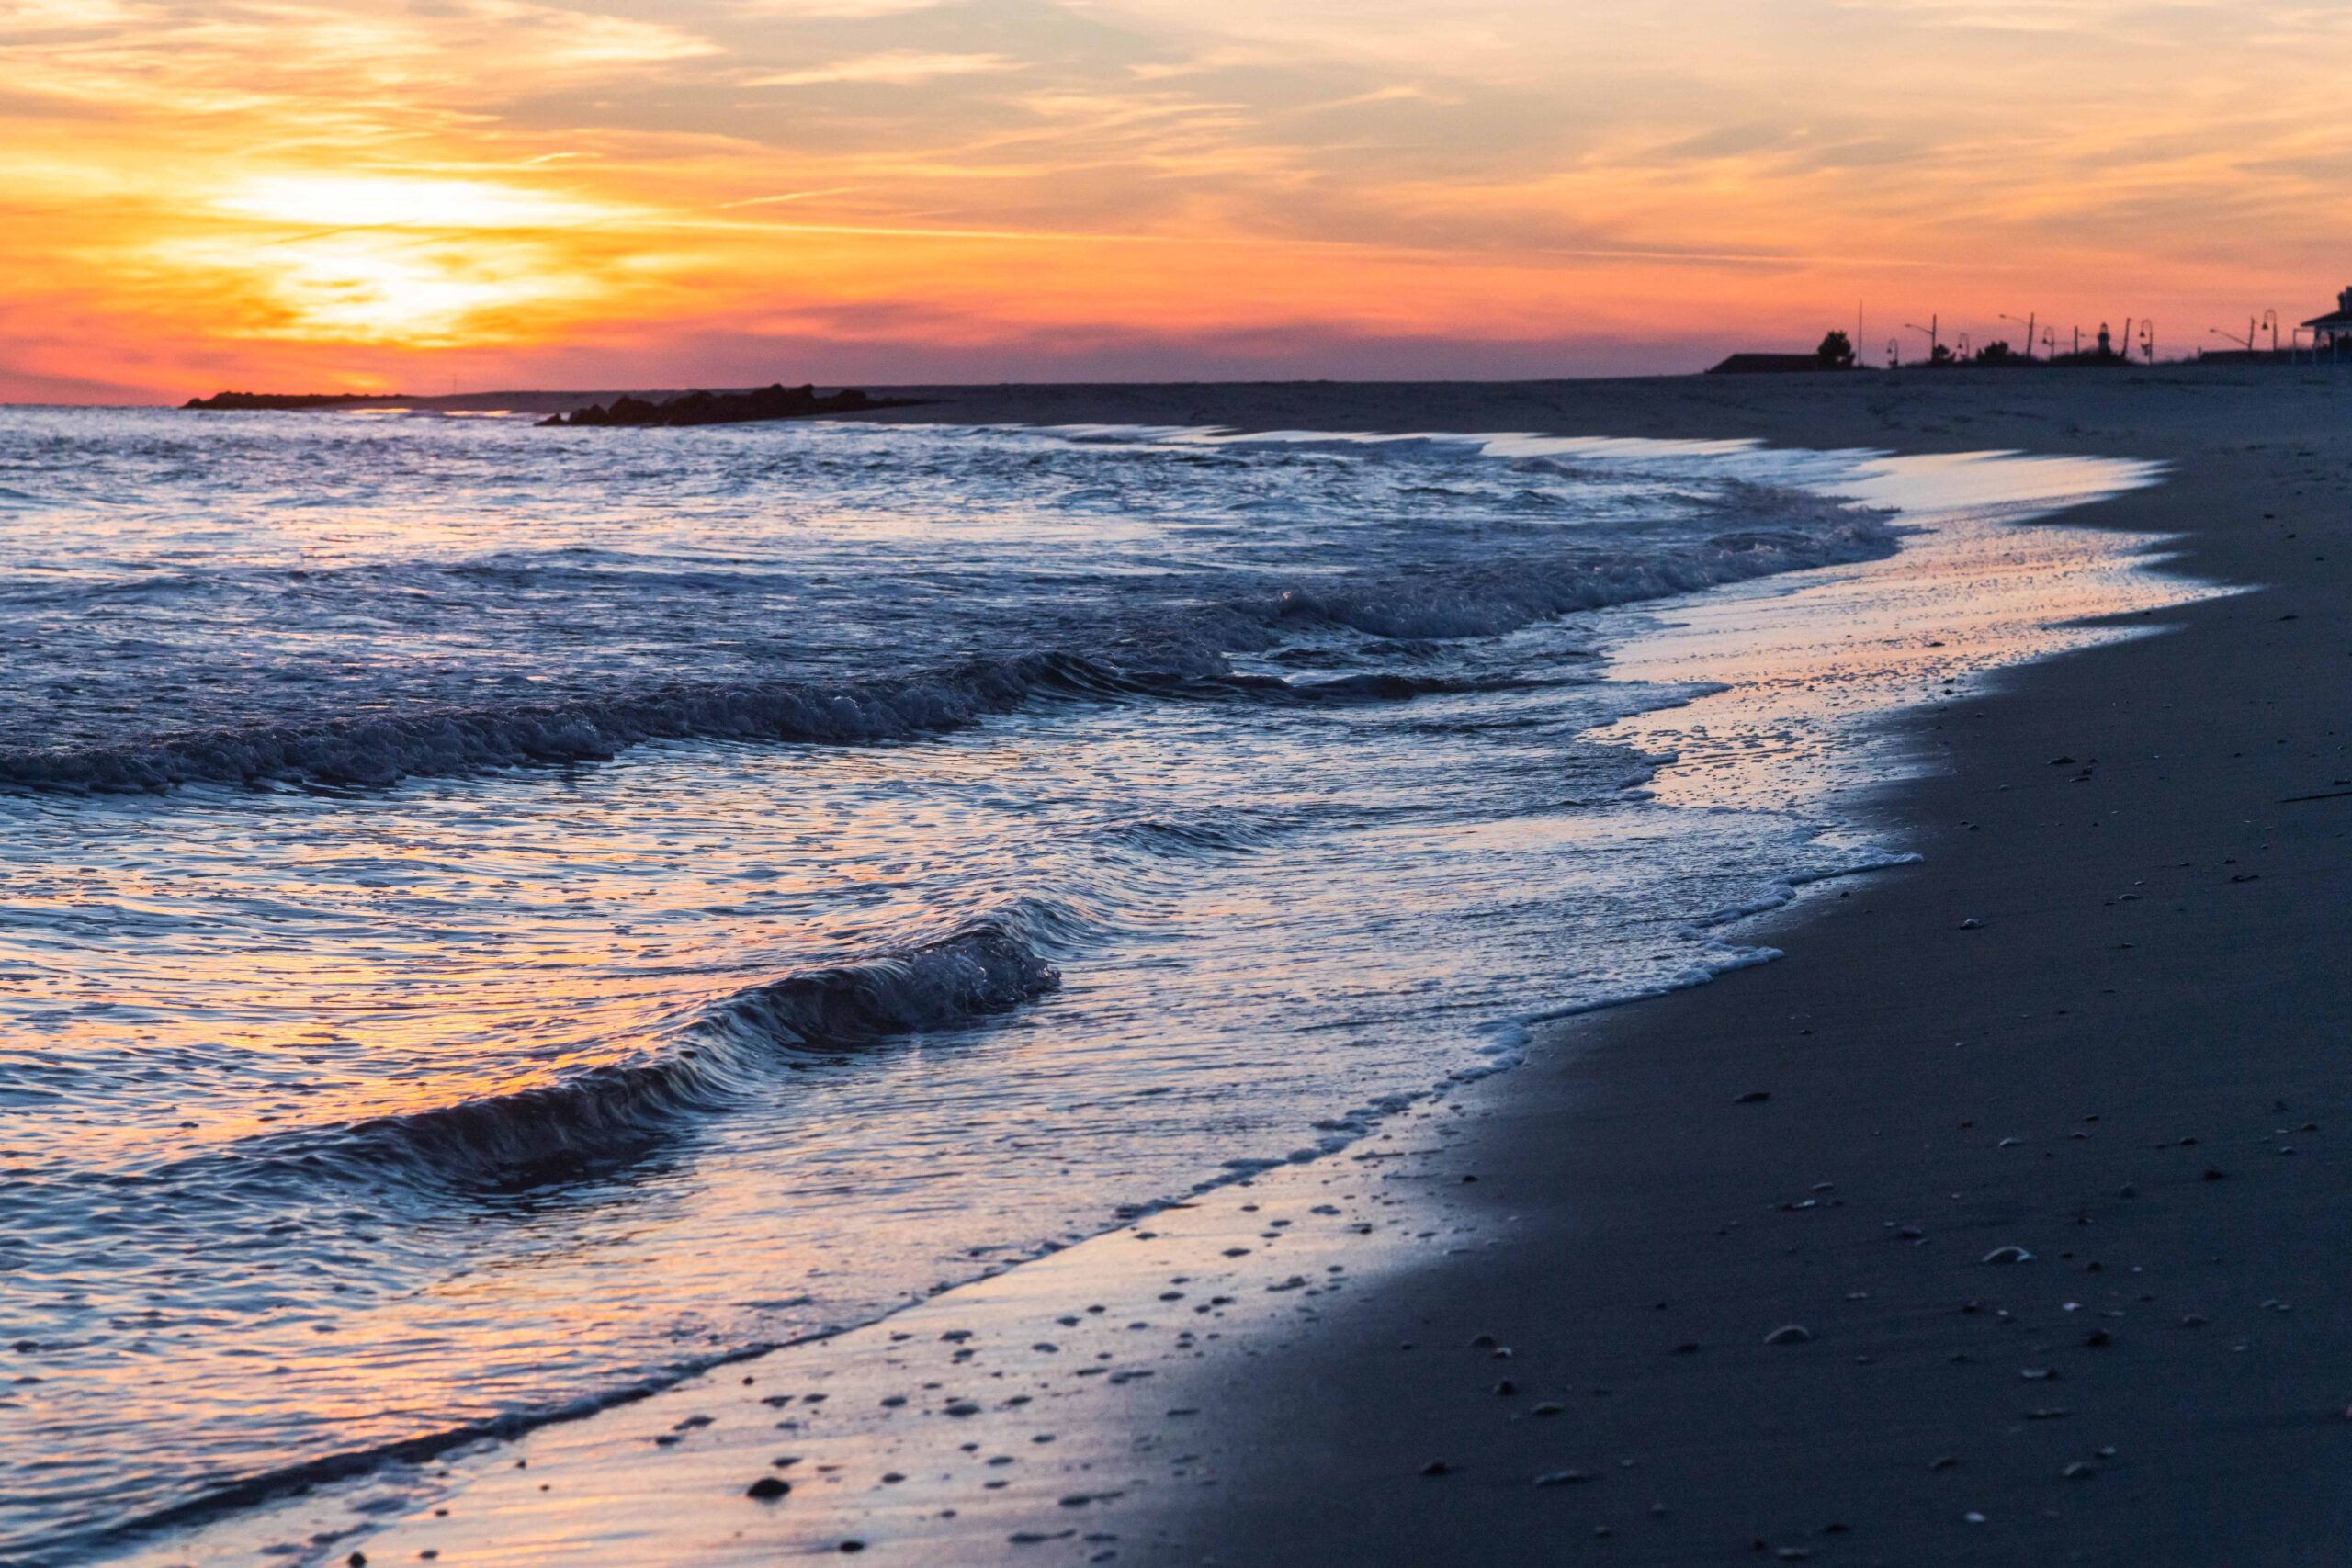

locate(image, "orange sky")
[[6, 0, 2351, 400]]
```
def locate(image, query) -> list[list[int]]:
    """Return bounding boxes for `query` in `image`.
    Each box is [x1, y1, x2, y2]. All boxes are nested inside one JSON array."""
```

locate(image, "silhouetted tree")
[[1976, 340, 2015, 365], [1816, 330, 1857, 368]]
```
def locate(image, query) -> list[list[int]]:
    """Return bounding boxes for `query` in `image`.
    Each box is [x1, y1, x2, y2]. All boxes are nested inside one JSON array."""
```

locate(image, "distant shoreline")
[[160, 355, 2336, 423]]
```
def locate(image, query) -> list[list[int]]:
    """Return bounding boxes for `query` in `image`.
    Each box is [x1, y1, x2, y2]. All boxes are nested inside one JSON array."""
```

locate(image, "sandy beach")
[[110, 364, 2352, 1567], [960, 368, 2352, 1566]]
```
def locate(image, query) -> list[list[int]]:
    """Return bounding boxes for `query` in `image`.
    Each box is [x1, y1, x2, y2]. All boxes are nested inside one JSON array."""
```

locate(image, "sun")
[[167, 172, 638, 345], [212, 174, 617, 232]]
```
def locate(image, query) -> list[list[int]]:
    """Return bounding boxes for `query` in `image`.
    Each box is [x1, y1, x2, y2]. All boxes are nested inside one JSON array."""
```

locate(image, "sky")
[[6, 0, 2351, 400]]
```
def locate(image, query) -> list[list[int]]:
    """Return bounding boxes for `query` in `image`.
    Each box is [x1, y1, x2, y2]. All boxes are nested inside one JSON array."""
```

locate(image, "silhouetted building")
[[2302, 288, 2352, 354]]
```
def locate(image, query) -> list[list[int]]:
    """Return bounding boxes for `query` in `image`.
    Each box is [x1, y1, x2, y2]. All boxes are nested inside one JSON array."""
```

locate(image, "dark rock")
[[538, 384, 907, 429], [746, 1476, 791, 1500], [183, 391, 411, 412]]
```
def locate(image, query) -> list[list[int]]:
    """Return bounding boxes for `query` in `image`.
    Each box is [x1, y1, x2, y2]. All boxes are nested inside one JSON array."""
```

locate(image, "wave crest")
[[229, 918, 1063, 1190]]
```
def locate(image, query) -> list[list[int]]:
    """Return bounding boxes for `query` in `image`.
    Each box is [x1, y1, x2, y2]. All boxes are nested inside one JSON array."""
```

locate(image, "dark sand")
[[865, 369, 2352, 1564]]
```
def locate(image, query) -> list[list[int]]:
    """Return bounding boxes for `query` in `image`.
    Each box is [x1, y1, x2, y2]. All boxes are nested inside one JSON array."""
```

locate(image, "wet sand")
[[128, 366, 2352, 1565]]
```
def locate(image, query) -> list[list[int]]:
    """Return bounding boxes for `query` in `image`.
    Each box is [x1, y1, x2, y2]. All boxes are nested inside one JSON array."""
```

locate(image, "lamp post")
[[2000, 312, 2037, 361], [1905, 314, 1940, 363]]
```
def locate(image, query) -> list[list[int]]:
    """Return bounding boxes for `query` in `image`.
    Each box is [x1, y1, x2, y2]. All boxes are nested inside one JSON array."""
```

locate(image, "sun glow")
[[158, 230, 595, 344], [154, 174, 639, 343]]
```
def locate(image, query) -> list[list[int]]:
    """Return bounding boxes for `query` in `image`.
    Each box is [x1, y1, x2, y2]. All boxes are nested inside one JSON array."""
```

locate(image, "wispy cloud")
[[741, 50, 1016, 86]]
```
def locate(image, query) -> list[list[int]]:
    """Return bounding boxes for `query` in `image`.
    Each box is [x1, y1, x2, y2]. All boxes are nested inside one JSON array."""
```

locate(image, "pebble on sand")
[[1980, 1246, 2036, 1265], [746, 1476, 792, 1501], [1764, 1325, 1813, 1346]]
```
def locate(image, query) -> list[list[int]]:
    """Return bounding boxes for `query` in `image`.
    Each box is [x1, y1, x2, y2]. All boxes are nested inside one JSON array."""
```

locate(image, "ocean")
[[0, 409, 2188, 1562]]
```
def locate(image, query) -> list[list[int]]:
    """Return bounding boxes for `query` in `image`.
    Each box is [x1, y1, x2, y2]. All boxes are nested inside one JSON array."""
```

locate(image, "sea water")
[[0, 411, 2176, 1562]]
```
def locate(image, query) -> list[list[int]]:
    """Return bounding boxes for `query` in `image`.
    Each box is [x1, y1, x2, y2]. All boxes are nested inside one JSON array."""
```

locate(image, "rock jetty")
[[183, 391, 411, 410], [538, 384, 897, 427]]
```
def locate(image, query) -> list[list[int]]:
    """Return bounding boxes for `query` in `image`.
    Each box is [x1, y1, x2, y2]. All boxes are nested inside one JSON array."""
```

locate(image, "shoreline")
[[1029, 372, 2352, 1564], [110, 368, 2352, 1565]]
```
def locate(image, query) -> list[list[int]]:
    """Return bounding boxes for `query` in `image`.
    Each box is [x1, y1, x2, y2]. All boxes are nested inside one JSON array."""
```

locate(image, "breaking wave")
[[212, 912, 1069, 1191], [0, 513, 1895, 795]]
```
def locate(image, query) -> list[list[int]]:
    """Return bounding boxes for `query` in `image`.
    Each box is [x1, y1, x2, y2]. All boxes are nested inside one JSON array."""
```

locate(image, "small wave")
[[222, 919, 1063, 1190], [1108, 813, 1283, 856], [0, 653, 1127, 794], [1261, 517, 1894, 642]]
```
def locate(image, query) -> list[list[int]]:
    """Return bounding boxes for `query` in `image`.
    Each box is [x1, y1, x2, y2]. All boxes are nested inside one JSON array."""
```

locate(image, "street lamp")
[[1999, 312, 2038, 361]]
